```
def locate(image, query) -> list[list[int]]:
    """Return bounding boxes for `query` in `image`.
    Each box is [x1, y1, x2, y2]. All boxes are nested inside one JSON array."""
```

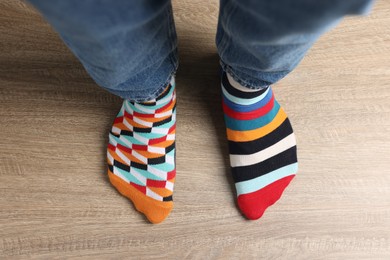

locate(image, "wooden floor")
[[1, 1, 390, 259]]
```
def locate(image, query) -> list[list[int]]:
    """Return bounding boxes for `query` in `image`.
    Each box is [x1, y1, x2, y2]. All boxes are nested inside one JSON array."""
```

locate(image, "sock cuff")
[[222, 72, 269, 104]]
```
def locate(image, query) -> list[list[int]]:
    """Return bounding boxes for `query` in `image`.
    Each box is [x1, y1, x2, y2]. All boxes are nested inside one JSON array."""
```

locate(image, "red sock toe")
[[237, 175, 295, 220]]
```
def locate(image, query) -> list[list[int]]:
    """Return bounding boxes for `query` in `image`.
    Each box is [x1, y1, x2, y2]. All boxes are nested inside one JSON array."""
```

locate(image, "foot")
[[107, 78, 176, 224], [221, 72, 298, 220]]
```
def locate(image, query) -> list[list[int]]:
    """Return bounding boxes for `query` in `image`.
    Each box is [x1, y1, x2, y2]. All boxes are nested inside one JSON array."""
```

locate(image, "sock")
[[107, 78, 176, 224], [221, 72, 298, 220]]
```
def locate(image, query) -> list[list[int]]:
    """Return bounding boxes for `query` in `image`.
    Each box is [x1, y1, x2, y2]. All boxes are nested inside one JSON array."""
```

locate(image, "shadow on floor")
[[176, 52, 238, 208]]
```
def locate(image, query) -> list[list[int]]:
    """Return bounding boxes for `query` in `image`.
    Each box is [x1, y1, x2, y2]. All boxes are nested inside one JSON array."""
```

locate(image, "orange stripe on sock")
[[125, 110, 172, 123], [108, 148, 128, 165], [115, 147, 146, 165], [152, 139, 174, 148], [137, 150, 166, 159], [149, 186, 172, 197], [124, 118, 150, 129], [136, 114, 172, 122], [113, 122, 128, 131], [227, 108, 287, 142], [156, 97, 175, 113]]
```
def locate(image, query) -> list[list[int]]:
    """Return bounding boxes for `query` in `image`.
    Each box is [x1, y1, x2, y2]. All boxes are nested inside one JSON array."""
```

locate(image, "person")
[[28, 0, 373, 224]]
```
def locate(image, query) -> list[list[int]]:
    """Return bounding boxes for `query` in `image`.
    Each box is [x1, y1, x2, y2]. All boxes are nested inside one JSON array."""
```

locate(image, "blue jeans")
[[29, 0, 373, 101]]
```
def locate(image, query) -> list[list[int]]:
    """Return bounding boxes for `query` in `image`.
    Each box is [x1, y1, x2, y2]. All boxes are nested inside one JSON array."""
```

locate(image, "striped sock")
[[221, 72, 298, 220], [107, 78, 176, 224]]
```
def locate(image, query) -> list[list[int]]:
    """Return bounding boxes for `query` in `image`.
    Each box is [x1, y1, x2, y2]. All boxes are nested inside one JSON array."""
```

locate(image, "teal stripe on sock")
[[222, 84, 270, 105], [151, 149, 175, 172], [138, 131, 167, 140], [109, 133, 130, 147], [125, 101, 153, 114], [120, 134, 145, 145], [134, 168, 165, 181], [224, 102, 280, 131], [117, 105, 124, 117], [235, 163, 298, 196], [138, 119, 175, 135], [115, 167, 144, 186]]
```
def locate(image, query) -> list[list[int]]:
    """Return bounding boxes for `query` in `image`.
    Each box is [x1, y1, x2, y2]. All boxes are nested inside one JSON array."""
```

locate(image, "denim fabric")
[[29, 0, 373, 99], [216, 0, 374, 89], [29, 0, 178, 102]]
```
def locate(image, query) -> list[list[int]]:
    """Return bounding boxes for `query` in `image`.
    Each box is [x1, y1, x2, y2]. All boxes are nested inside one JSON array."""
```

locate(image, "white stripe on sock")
[[134, 103, 156, 114], [148, 146, 165, 154], [167, 134, 175, 141], [166, 155, 174, 165], [148, 165, 168, 180], [227, 72, 265, 92], [113, 167, 130, 183], [230, 133, 296, 167], [116, 149, 130, 165], [222, 83, 270, 105], [133, 116, 153, 127], [108, 134, 118, 146], [132, 150, 147, 164], [146, 187, 163, 201], [152, 127, 171, 135], [165, 181, 174, 191], [123, 118, 133, 131], [235, 163, 298, 196], [130, 168, 147, 186], [111, 126, 121, 135], [119, 135, 133, 147], [155, 109, 172, 118], [107, 151, 114, 164], [133, 133, 148, 144]]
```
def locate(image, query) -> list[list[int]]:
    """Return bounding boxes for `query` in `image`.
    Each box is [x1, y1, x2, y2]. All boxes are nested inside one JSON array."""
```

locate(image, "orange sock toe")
[[108, 171, 172, 224]]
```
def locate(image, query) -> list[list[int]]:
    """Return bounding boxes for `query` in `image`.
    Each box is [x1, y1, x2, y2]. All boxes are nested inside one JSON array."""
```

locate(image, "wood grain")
[[0, 0, 389, 259]]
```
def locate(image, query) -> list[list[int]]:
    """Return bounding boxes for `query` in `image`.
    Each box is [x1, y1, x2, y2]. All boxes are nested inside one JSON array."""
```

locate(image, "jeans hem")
[[219, 60, 269, 90], [109, 56, 178, 102]]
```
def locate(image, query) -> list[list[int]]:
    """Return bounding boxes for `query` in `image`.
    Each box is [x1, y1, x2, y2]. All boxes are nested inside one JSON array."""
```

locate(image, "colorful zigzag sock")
[[107, 78, 176, 224], [221, 72, 298, 220]]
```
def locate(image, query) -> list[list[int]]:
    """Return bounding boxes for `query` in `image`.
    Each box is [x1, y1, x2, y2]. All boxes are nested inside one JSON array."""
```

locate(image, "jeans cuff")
[[219, 59, 269, 90], [104, 50, 178, 102]]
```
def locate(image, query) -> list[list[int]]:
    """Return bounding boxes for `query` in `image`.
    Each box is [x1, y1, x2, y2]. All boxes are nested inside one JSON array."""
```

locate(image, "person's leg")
[[217, 0, 373, 220], [29, 0, 178, 223], [28, 0, 178, 101], [217, 0, 373, 88]]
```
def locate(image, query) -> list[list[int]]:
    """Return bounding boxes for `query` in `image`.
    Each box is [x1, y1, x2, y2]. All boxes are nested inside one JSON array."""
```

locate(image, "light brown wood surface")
[[1, 0, 390, 259]]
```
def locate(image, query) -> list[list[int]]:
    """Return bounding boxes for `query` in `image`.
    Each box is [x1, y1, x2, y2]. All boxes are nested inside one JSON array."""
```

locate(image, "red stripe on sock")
[[125, 105, 158, 118], [124, 110, 134, 120], [117, 143, 133, 154], [133, 111, 155, 118], [237, 174, 295, 220], [147, 179, 166, 188], [155, 96, 174, 113], [169, 124, 176, 133], [223, 93, 275, 120], [130, 183, 147, 194], [148, 124, 175, 145], [124, 110, 156, 122], [107, 143, 116, 151], [132, 144, 148, 151], [114, 116, 124, 124], [148, 135, 167, 145], [167, 170, 176, 180]]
